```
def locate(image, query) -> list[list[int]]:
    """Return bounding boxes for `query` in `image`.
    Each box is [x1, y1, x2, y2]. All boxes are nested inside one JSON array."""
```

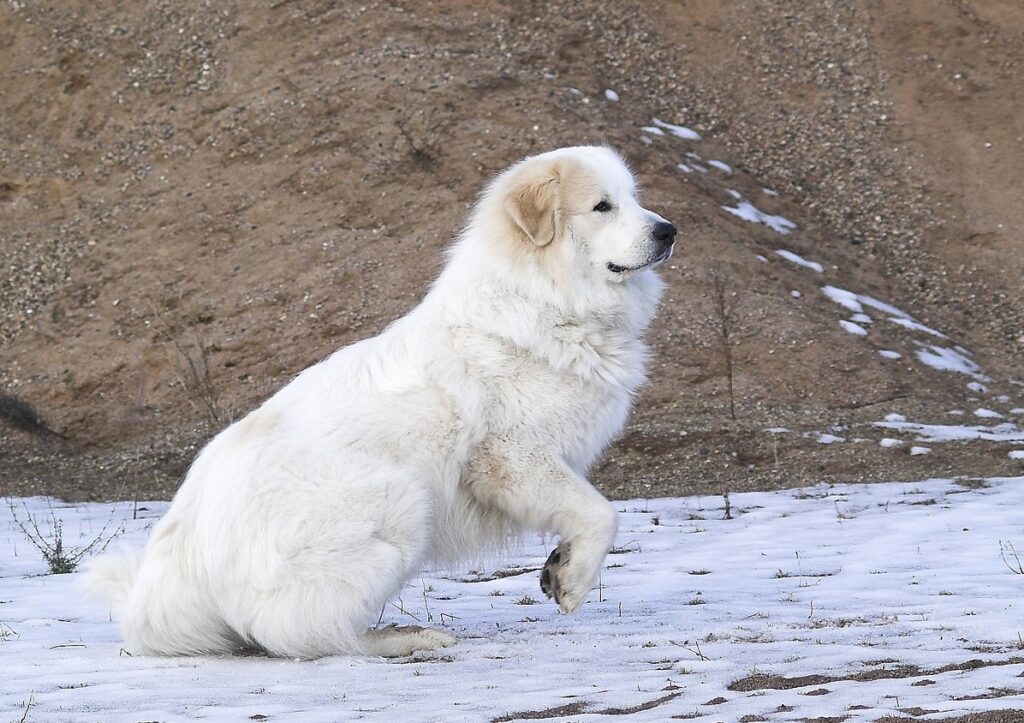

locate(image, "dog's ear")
[[504, 164, 561, 247]]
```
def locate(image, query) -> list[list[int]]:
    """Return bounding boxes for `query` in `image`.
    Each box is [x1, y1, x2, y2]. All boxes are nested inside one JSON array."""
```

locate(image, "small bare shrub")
[[150, 307, 228, 426], [7, 498, 125, 574], [393, 106, 451, 170], [168, 328, 226, 426], [708, 272, 739, 421]]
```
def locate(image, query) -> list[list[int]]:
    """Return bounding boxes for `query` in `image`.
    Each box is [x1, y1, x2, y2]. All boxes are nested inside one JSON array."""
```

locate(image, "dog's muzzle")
[[606, 221, 678, 273]]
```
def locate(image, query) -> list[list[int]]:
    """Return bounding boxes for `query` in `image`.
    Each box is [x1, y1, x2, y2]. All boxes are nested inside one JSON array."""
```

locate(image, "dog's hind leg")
[[242, 532, 423, 658], [236, 464, 446, 659]]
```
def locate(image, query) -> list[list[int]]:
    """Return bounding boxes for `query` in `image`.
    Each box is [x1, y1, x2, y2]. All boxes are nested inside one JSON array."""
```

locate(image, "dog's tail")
[[82, 548, 143, 613]]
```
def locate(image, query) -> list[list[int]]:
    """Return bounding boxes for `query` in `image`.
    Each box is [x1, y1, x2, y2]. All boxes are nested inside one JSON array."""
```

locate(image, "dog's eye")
[[593, 201, 612, 213]]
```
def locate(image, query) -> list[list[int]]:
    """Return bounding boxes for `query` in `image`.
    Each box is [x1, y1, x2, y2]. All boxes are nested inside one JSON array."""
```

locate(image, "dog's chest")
[[478, 325, 644, 469]]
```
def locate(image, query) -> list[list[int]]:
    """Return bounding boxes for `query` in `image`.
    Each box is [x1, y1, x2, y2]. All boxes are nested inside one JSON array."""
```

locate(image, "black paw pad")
[[540, 544, 569, 601]]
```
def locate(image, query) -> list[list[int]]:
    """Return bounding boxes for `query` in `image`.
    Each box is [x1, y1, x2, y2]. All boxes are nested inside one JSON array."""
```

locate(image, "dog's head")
[[490, 146, 676, 282]]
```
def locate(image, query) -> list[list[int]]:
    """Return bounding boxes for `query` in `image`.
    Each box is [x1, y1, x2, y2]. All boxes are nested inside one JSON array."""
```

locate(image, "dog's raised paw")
[[540, 542, 570, 603]]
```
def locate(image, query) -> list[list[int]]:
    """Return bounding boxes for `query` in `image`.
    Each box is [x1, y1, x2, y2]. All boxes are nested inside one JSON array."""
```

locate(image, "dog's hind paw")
[[363, 625, 457, 657]]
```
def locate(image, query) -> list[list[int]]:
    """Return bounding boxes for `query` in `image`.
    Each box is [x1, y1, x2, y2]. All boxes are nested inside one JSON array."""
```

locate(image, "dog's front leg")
[[466, 443, 618, 613]]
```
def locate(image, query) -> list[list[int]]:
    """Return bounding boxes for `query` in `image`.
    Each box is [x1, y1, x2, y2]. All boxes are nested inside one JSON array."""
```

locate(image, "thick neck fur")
[[419, 207, 664, 389]]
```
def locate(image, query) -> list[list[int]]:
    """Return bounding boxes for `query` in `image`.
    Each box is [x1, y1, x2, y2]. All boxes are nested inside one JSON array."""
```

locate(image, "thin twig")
[[669, 639, 710, 661], [387, 599, 421, 622], [1000, 541, 1024, 575], [421, 578, 433, 623], [709, 272, 738, 421], [19, 692, 34, 723]]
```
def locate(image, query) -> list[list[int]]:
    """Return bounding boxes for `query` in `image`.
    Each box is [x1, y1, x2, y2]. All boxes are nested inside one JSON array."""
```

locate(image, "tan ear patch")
[[504, 170, 560, 247]]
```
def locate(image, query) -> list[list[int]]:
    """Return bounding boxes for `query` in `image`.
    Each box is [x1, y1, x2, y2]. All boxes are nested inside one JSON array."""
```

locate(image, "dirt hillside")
[[1, 0, 1022, 501]]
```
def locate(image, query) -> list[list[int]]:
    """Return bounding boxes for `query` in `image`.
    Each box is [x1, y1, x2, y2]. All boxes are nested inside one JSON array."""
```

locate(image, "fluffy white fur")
[[85, 146, 675, 659]]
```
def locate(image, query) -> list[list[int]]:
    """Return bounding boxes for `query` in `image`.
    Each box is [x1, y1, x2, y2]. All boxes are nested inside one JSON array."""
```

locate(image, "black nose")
[[653, 221, 677, 247]]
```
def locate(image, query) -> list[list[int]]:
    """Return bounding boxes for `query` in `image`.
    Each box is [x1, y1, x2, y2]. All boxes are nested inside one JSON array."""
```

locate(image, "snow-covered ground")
[[3, 477, 1024, 721]]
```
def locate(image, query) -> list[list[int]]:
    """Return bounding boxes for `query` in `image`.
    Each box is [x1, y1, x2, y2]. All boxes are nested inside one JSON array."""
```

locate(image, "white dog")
[[86, 146, 676, 659]]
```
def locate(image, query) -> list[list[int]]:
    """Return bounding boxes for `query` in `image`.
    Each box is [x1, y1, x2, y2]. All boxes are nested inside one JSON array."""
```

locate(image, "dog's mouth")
[[606, 246, 674, 274]]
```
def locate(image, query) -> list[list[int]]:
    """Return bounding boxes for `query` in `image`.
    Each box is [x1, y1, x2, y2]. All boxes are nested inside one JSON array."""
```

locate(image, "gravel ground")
[[0, 0, 1021, 501]]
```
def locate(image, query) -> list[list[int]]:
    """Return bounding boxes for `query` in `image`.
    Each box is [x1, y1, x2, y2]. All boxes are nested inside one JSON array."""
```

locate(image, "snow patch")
[[887, 316, 947, 338], [651, 117, 701, 140], [774, 249, 821, 271], [915, 344, 989, 381], [603, 88, 619, 102], [973, 408, 1003, 419], [874, 419, 1024, 444], [821, 286, 863, 313], [820, 286, 947, 339], [879, 438, 903, 448], [909, 446, 932, 456], [721, 202, 797, 234], [839, 320, 868, 336], [707, 160, 732, 173], [878, 350, 902, 360]]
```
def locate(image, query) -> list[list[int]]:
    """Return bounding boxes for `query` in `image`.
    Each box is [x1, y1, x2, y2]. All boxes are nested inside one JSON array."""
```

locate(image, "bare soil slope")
[[1, 0, 1021, 501]]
